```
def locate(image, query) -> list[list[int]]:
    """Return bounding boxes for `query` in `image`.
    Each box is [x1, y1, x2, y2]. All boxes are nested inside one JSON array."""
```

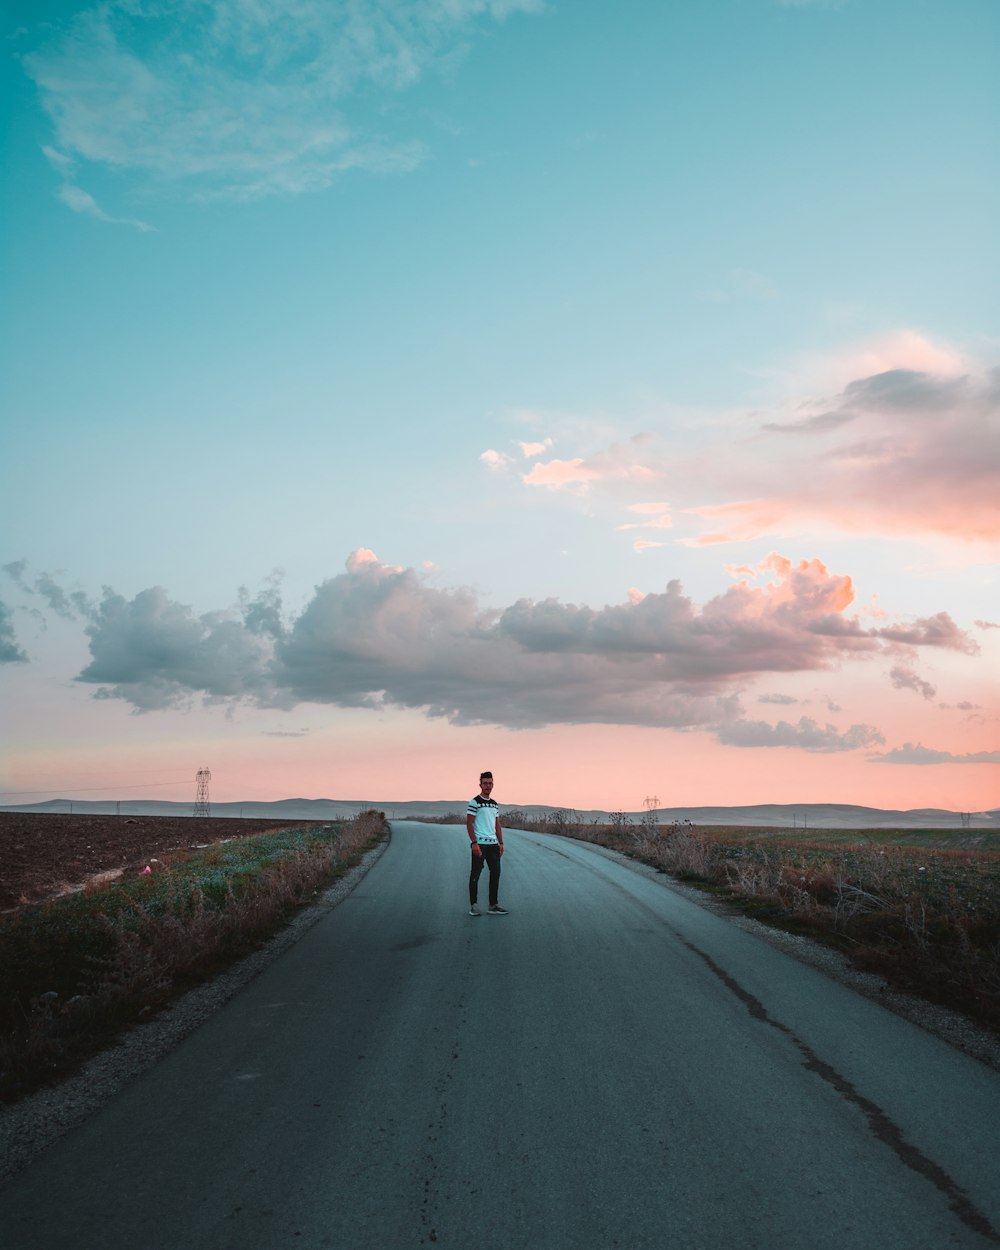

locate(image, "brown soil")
[[0, 813, 326, 912]]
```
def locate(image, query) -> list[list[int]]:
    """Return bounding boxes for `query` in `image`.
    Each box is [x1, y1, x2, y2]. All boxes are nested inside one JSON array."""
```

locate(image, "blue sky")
[[2, 0, 998, 810]]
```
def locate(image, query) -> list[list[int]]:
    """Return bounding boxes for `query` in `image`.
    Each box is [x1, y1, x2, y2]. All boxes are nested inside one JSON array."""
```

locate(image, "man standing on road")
[[467, 771, 507, 916]]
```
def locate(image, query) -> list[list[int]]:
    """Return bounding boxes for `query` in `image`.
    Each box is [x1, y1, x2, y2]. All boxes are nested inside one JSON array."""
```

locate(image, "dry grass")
[[0, 812, 387, 1105]]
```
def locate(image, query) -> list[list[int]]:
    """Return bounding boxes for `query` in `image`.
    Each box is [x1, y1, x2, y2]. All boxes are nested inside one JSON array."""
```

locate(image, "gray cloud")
[[976, 619, 1000, 631], [761, 411, 855, 435], [840, 368, 969, 413], [3, 561, 29, 592], [77, 586, 281, 711], [33, 572, 95, 622], [3, 562, 95, 622], [876, 611, 978, 654], [869, 744, 1000, 766], [758, 693, 800, 705], [32, 572, 75, 619], [889, 664, 936, 701], [0, 601, 28, 663], [238, 582, 285, 639], [716, 717, 885, 752]]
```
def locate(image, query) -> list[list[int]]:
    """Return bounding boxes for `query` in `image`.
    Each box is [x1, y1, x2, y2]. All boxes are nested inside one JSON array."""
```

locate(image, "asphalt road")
[[3, 822, 999, 1250]]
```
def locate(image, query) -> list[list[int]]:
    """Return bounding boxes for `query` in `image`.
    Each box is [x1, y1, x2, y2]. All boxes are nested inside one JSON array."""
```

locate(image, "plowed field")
[[0, 813, 326, 911]]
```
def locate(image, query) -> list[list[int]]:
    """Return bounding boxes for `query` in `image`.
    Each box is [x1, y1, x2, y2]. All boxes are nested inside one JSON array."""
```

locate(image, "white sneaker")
[[488, 904, 508, 915], [469, 905, 481, 916]]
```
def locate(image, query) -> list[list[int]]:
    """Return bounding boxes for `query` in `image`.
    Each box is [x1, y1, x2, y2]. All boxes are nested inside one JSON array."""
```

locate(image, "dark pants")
[[469, 844, 502, 907]]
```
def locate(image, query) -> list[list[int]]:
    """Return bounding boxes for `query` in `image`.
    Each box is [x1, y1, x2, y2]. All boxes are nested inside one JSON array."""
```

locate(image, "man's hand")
[[471, 842, 482, 857], [499, 844, 505, 857]]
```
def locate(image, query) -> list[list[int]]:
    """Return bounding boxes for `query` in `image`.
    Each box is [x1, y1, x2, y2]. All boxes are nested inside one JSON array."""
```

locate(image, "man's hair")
[[480, 771, 493, 781]]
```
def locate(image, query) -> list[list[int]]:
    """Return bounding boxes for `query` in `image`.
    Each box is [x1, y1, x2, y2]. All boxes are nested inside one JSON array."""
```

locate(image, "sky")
[[1, 0, 998, 814]]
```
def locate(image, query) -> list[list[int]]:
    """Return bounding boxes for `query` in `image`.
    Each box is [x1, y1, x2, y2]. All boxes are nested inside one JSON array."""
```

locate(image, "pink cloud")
[[346, 548, 400, 575], [761, 331, 971, 405], [618, 515, 673, 532], [516, 438, 553, 457], [683, 499, 794, 546], [480, 448, 514, 473], [522, 457, 601, 486], [521, 434, 664, 491], [346, 548, 378, 572], [819, 331, 969, 389], [712, 553, 857, 620]]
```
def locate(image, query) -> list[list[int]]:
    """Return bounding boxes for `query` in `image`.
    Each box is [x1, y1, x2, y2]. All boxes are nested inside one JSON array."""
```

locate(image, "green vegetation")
[[0, 813, 387, 1105], [513, 813, 1000, 1036]]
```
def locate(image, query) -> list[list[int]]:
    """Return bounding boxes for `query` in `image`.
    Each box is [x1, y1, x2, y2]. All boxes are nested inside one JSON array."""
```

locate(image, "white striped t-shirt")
[[467, 794, 500, 844]]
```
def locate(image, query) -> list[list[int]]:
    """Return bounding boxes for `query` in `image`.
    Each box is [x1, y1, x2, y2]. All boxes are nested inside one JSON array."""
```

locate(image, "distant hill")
[[1, 796, 996, 830]]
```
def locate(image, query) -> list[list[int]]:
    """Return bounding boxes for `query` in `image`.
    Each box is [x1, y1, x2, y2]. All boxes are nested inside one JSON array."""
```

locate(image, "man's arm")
[[496, 814, 504, 855], [467, 812, 482, 855]]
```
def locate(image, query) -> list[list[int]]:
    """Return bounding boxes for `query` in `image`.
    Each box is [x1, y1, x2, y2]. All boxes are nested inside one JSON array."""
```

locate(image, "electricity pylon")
[[194, 768, 211, 817]]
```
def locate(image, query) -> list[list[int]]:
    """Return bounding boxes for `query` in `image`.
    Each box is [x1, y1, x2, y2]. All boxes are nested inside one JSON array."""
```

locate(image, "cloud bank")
[[716, 717, 885, 753], [10, 551, 982, 751]]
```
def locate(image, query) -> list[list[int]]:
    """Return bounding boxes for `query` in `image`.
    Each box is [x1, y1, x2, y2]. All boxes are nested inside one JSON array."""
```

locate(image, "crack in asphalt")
[[684, 941, 1000, 1246], [530, 835, 1000, 1246]]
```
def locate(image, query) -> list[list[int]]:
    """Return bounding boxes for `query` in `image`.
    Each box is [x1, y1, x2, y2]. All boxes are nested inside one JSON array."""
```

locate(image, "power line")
[[0, 779, 192, 798]]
